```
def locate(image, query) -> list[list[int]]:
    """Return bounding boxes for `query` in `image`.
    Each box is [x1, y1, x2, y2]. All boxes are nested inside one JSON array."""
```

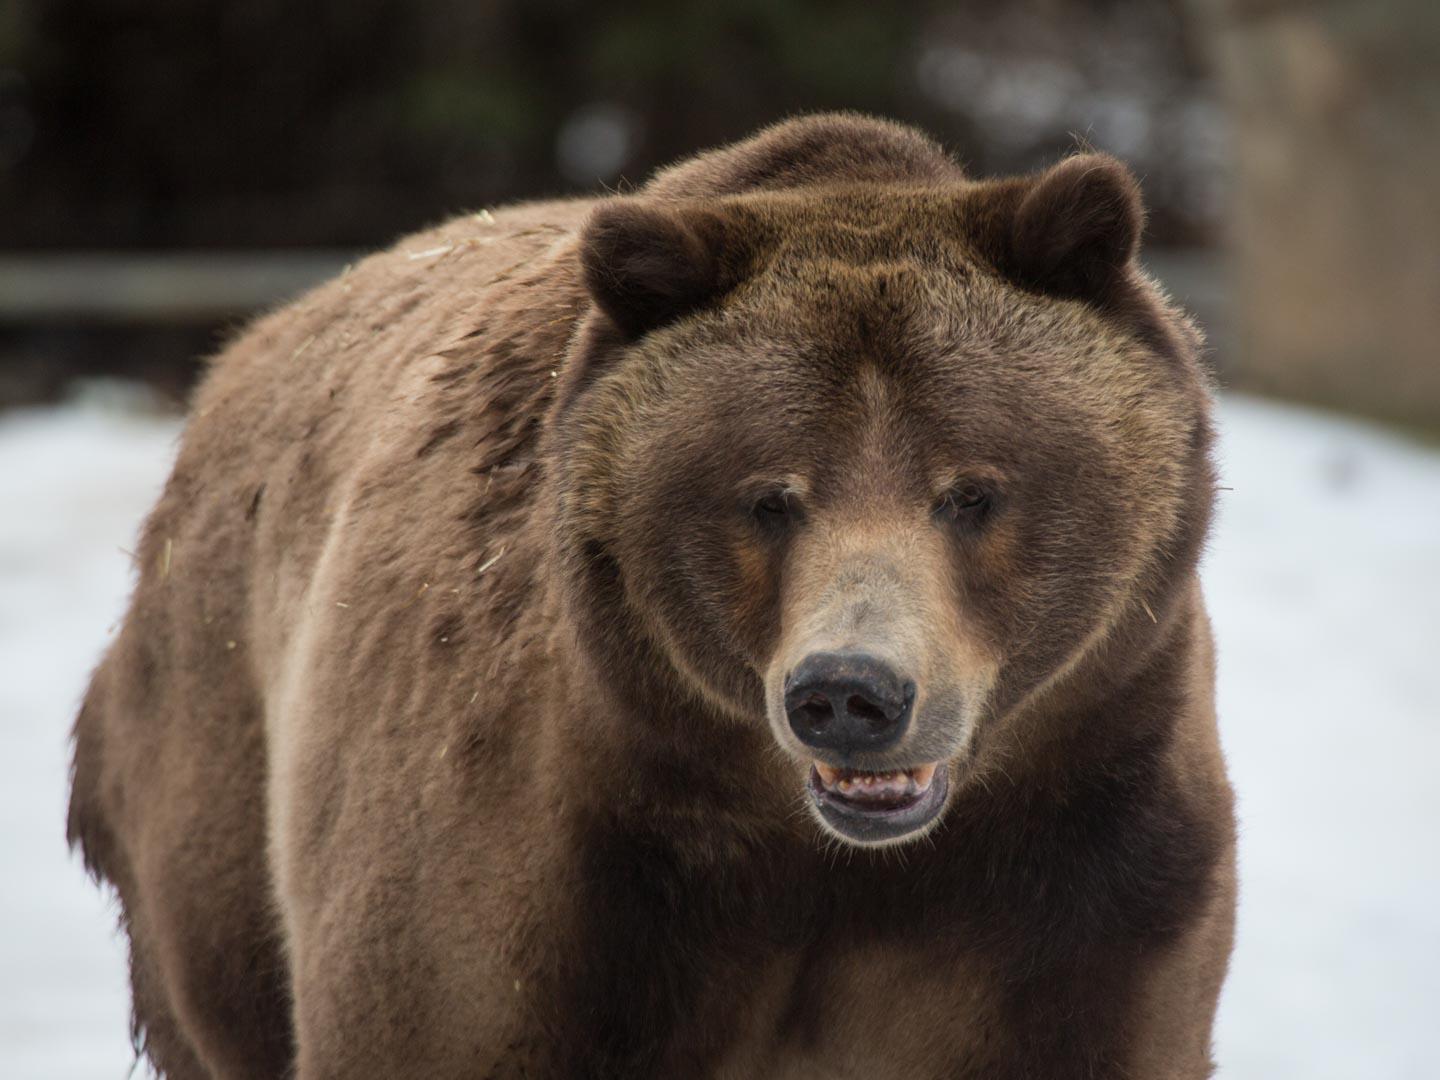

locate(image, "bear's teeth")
[[813, 762, 942, 798], [910, 763, 938, 792]]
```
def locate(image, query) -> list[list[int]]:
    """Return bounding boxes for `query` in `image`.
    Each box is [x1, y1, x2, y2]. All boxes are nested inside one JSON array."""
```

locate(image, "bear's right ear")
[[579, 202, 738, 338]]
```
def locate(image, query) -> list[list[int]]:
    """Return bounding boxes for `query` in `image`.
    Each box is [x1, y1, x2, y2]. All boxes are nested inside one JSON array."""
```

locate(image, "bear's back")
[[66, 197, 597, 1074]]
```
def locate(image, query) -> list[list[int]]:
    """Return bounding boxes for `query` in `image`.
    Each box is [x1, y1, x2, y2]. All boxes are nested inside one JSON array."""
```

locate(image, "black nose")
[[784, 651, 914, 755]]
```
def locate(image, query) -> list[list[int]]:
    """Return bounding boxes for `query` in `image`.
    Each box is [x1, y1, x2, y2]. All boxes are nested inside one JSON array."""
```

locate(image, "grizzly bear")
[[68, 113, 1235, 1078]]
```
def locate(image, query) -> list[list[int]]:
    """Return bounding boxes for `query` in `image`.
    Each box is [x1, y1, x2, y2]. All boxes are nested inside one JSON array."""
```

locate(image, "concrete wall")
[[1197, 0, 1440, 428]]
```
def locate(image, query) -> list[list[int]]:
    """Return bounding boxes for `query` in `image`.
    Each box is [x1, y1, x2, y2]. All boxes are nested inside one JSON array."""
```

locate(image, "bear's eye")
[[752, 491, 793, 525], [934, 482, 991, 524]]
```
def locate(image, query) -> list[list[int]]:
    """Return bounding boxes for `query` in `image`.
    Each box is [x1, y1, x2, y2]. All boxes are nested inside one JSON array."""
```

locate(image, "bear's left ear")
[[580, 201, 739, 338], [987, 154, 1144, 304]]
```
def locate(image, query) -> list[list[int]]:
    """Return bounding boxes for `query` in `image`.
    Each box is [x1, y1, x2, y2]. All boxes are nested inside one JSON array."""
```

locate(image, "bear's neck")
[[978, 575, 1211, 797]]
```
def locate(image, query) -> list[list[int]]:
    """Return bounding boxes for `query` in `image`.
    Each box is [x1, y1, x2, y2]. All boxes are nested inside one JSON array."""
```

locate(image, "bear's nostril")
[[846, 694, 889, 728], [794, 695, 834, 729]]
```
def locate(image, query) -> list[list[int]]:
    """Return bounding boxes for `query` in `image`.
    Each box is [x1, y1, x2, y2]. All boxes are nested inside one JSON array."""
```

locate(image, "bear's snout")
[[783, 650, 914, 755]]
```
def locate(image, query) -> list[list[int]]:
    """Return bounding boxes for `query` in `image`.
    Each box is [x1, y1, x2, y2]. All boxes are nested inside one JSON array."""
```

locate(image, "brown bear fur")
[[69, 113, 1235, 1079]]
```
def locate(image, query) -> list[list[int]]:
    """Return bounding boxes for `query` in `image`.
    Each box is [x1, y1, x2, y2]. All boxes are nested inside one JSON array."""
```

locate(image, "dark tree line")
[[0, 0, 1220, 251]]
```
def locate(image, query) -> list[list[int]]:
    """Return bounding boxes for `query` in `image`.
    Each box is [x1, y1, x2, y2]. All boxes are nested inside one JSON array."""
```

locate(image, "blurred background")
[[0, 1, 1436, 1077]]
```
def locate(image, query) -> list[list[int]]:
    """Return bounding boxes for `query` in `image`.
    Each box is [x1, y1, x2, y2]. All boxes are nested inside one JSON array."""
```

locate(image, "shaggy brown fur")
[[69, 114, 1235, 1079]]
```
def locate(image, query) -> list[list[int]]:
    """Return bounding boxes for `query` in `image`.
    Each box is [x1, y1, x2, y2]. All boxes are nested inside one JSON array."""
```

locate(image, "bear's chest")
[[547, 804, 1191, 1079], [697, 936, 1003, 1080], [554, 829, 1012, 1078]]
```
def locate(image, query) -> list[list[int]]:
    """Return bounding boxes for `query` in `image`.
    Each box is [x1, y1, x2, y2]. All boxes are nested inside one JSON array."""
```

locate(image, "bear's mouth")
[[807, 761, 949, 844]]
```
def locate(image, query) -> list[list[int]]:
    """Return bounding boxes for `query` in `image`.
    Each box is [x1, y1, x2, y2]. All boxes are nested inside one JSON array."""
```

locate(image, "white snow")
[[0, 392, 180, 1079], [1, 390, 1436, 1077], [1209, 398, 1440, 1080]]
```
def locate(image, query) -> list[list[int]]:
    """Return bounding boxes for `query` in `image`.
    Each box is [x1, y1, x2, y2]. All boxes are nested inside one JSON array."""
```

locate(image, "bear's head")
[[551, 116, 1213, 847]]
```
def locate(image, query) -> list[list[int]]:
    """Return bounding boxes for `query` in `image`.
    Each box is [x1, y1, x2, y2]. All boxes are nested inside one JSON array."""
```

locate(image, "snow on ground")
[[1, 391, 1436, 1078], [0, 393, 180, 1079], [1209, 398, 1440, 1080]]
